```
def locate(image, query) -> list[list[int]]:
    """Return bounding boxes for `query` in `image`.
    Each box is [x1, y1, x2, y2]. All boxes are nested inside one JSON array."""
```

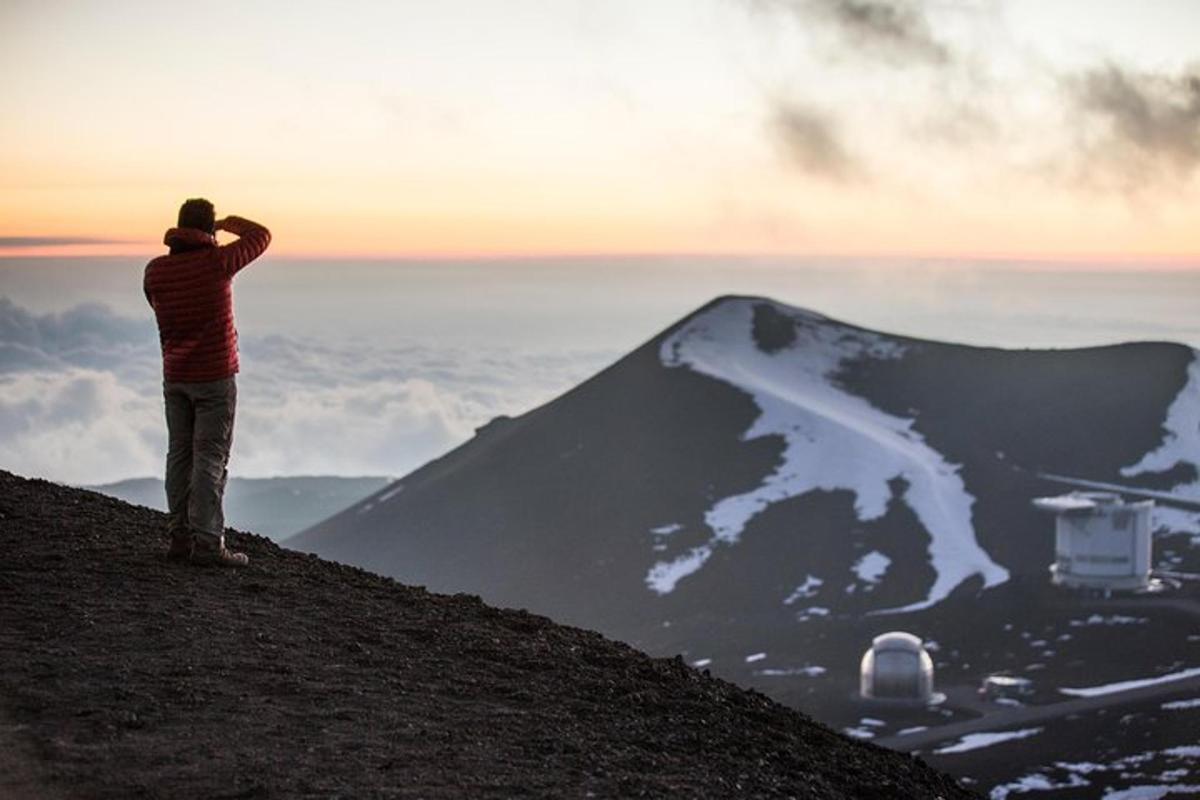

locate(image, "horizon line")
[[2, 246, 1199, 269]]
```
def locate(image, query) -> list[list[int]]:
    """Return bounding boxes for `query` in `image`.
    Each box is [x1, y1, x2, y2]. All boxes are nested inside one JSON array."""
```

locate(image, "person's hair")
[[177, 198, 215, 234]]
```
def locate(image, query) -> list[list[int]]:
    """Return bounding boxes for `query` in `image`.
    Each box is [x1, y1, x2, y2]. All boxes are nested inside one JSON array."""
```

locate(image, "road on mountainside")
[[877, 672, 1200, 752]]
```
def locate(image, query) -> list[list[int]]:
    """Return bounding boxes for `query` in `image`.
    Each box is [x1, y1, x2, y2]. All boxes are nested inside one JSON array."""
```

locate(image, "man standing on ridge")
[[144, 198, 271, 567]]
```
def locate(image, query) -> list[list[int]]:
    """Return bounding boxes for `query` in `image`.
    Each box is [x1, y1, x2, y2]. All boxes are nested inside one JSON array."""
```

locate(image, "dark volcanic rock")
[[752, 301, 798, 354], [0, 470, 975, 799]]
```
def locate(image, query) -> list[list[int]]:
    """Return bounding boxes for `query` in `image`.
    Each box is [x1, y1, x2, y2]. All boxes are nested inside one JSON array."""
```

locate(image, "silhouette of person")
[[143, 198, 270, 566]]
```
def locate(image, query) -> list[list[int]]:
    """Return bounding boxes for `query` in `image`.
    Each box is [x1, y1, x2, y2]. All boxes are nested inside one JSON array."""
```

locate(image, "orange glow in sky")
[[3, 1, 1199, 262]]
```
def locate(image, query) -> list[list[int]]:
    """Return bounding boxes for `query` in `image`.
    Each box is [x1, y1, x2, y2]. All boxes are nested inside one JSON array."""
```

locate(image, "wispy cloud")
[[0, 236, 131, 249], [741, 0, 1200, 200], [747, 0, 950, 67], [743, 0, 957, 180], [768, 101, 858, 179], [1065, 63, 1200, 190]]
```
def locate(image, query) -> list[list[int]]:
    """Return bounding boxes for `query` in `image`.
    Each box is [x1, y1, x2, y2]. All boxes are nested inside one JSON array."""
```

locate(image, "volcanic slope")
[[0, 470, 974, 800], [291, 295, 1199, 648]]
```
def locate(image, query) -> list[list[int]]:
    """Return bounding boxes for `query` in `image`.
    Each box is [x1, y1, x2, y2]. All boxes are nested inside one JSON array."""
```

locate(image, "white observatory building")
[[859, 632, 943, 705], [1032, 491, 1153, 591]]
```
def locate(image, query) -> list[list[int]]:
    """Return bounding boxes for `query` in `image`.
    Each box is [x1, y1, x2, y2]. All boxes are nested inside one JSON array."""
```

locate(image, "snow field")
[[649, 298, 1009, 611], [1122, 352, 1200, 537]]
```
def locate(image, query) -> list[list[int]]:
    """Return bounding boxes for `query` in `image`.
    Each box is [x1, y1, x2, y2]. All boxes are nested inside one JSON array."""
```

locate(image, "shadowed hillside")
[[0, 470, 973, 799]]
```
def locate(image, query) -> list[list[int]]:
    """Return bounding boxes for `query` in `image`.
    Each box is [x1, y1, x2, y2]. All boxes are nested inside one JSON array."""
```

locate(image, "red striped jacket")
[[144, 216, 271, 382]]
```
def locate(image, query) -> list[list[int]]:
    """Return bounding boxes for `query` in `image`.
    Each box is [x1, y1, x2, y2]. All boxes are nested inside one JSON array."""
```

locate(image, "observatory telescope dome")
[[1032, 491, 1153, 591], [859, 631, 941, 705]]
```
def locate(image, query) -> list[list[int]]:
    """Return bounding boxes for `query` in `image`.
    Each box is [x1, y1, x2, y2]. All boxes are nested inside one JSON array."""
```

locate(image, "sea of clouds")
[[0, 297, 615, 485], [5, 256, 1199, 487]]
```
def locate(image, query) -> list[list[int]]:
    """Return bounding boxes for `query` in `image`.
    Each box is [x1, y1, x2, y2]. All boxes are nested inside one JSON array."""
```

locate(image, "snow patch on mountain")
[[755, 665, 826, 677], [648, 298, 1009, 611], [794, 606, 830, 622], [1161, 697, 1200, 710], [1122, 351, 1200, 536], [989, 773, 1090, 799], [377, 484, 404, 503], [783, 575, 823, 605], [1068, 614, 1147, 627], [646, 546, 711, 593], [1059, 666, 1200, 698], [1006, 744, 1200, 800], [933, 727, 1043, 755], [1103, 786, 1200, 800], [853, 551, 891, 585]]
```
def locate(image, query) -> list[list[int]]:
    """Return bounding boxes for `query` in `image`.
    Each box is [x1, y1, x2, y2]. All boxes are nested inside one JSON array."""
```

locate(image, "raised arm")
[[215, 215, 272, 278]]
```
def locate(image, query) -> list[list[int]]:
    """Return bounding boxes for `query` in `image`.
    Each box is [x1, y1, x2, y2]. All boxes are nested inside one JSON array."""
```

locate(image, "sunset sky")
[[3, 0, 1199, 260]]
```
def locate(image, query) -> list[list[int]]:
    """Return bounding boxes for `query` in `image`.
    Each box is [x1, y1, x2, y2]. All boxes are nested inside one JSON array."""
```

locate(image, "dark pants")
[[163, 377, 237, 546]]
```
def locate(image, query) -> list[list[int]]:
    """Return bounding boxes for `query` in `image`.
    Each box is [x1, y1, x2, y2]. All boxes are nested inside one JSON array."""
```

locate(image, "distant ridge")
[[0, 470, 974, 799], [87, 475, 391, 541]]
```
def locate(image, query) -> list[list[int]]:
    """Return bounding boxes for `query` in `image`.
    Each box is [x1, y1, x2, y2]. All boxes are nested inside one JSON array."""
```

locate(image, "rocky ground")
[[0, 470, 975, 799]]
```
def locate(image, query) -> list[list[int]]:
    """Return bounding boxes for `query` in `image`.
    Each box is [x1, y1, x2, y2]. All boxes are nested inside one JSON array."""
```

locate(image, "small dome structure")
[[859, 631, 942, 705]]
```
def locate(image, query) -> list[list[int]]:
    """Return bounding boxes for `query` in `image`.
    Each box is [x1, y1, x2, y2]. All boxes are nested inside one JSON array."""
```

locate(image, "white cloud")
[[0, 369, 163, 485], [231, 376, 473, 477], [0, 298, 615, 484]]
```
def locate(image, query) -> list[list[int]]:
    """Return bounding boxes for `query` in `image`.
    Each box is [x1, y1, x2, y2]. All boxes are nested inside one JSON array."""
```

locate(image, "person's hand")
[[213, 217, 228, 232]]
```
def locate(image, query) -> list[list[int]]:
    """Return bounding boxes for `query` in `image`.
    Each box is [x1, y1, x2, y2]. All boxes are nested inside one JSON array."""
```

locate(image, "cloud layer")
[[0, 298, 615, 485], [0, 237, 131, 249], [1067, 63, 1200, 189], [742, 0, 1200, 195], [752, 0, 949, 67]]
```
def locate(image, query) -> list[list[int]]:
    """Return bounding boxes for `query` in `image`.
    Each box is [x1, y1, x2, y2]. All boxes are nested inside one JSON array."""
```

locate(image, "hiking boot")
[[191, 536, 249, 568], [166, 531, 193, 561]]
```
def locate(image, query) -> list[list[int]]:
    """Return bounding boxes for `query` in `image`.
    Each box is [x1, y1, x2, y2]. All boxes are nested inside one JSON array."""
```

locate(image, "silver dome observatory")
[[859, 631, 944, 706]]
